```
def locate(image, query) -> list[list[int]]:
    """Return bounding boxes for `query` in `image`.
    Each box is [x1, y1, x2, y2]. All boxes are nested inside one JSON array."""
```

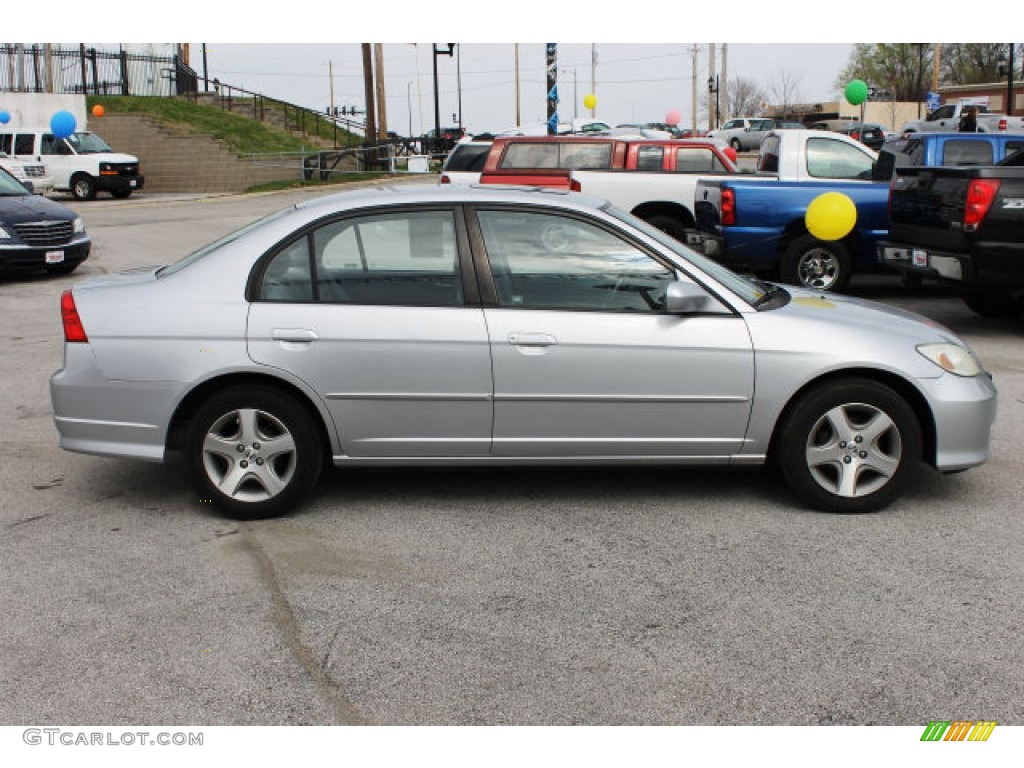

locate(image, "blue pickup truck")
[[693, 129, 1024, 291]]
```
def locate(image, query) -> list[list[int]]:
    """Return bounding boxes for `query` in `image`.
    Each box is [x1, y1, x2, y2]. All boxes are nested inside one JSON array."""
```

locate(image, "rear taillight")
[[850, 130, 861, 141], [61, 289, 88, 343], [721, 188, 736, 226], [964, 179, 1001, 232], [998, 118, 1007, 131], [440, 174, 451, 184], [569, 178, 582, 192]]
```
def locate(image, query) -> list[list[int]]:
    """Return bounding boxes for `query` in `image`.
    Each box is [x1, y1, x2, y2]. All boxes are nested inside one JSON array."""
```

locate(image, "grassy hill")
[[85, 95, 361, 155]]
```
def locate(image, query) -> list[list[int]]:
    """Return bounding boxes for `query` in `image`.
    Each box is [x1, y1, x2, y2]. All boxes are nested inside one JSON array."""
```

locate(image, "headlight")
[[73, 217, 85, 234], [917, 343, 982, 377]]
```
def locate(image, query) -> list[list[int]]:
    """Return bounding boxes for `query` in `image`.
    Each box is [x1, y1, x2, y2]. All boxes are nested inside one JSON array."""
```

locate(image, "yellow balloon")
[[583, 93, 597, 110], [805, 192, 857, 241]]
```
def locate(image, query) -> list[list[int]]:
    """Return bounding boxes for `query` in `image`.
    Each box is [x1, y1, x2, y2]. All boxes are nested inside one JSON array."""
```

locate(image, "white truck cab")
[[0, 129, 144, 200]]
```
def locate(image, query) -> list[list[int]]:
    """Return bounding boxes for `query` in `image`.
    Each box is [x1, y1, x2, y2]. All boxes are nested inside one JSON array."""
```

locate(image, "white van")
[[0, 151, 54, 194], [0, 129, 143, 200]]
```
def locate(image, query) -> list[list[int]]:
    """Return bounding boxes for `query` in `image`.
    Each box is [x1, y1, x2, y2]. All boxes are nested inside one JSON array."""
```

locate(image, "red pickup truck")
[[445, 135, 740, 240]]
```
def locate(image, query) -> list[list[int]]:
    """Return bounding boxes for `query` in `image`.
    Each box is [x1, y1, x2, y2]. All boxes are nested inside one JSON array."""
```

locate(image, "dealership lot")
[[1, 186, 1022, 725]]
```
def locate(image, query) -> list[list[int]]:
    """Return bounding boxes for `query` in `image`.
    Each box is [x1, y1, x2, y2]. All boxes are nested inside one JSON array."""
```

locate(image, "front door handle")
[[508, 332, 557, 347], [272, 328, 319, 343]]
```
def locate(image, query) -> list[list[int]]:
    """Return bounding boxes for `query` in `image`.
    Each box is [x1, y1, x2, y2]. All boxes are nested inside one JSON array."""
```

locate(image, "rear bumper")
[[877, 241, 966, 282]]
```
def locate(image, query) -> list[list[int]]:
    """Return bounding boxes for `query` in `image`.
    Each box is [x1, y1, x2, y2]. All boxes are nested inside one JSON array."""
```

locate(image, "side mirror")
[[666, 281, 716, 313], [21, 180, 34, 193]]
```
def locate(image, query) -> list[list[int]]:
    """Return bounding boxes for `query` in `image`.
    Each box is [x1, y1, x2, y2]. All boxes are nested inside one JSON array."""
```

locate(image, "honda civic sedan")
[[50, 184, 996, 519]]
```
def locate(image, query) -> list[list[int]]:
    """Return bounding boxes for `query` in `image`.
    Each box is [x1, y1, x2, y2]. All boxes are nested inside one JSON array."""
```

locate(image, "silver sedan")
[[50, 184, 997, 518]]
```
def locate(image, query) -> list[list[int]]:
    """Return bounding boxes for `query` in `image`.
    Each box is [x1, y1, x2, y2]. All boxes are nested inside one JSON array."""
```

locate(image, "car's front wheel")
[[186, 385, 323, 519], [776, 379, 922, 513], [70, 173, 97, 201]]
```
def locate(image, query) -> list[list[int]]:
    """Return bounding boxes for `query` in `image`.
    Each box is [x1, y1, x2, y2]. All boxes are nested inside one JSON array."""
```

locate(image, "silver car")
[[50, 184, 996, 518]]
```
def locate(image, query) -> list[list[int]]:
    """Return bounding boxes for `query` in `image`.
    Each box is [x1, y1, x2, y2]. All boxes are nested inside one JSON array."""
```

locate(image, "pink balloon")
[[666, 109, 681, 126]]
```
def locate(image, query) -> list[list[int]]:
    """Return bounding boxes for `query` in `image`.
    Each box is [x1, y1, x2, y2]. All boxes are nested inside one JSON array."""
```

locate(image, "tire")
[[962, 289, 1024, 319], [644, 214, 690, 243], [730, 137, 742, 151], [110, 188, 133, 199], [70, 174, 97, 201], [776, 379, 922, 513], [780, 234, 852, 292], [186, 385, 323, 519]]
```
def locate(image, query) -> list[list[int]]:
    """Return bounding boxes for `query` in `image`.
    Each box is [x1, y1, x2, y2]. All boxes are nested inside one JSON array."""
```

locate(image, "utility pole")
[[591, 44, 597, 118], [374, 43, 388, 141], [721, 44, 728, 123], [708, 43, 716, 133], [327, 60, 335, 117], [932, 43, 941, 92], [691, 45, 699, 133], [515, 44, 521, 126], [361, 44, 376, 146]]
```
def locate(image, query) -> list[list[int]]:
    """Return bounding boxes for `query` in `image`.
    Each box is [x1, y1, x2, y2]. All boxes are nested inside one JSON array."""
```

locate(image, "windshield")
[[603, 205, 767, 307], [0, 166, 31, 195], [158, 207, 296, 277], [66, 132, 114, 154]]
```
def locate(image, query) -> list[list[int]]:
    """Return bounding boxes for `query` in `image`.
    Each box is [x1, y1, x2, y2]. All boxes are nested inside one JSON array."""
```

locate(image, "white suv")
[[707, 118, 757, 151]]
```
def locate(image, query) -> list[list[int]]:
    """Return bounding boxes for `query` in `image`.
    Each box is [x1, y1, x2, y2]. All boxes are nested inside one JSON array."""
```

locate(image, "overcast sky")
[[192, 43, 855, 136]]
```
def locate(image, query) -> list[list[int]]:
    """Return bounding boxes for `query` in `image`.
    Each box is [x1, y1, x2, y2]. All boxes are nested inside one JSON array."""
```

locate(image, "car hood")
[[0, 193, 77, 223], [774, 285, 960, 343]]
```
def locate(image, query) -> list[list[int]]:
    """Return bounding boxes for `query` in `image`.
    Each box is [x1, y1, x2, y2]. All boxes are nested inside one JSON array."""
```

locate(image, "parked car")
[[810, 120, 888, 151], [0, 165, 90, 274], [50, 184, 996, 519], [734, 118, 782, 151], [421, 126, 467, 154], [707, 117, 757, 151]]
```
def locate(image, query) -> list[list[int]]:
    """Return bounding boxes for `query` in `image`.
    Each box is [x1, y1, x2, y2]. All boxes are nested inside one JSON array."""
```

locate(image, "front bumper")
[[96, 174, 144, 194], [918, 368, 998, 471], [0, 236, 90, 271]]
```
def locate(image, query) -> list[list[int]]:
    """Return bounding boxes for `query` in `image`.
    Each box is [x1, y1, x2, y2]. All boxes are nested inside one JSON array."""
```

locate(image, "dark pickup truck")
[[877, 149, 1024, 317]]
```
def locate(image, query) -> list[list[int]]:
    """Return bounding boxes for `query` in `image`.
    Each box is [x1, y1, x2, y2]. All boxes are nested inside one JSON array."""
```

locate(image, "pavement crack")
[[238, 527, 368, 725]]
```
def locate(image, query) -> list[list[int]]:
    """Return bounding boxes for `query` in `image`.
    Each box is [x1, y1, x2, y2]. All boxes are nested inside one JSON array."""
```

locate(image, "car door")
[[247, 206, 494, 458], [469, 206, 755, 458]]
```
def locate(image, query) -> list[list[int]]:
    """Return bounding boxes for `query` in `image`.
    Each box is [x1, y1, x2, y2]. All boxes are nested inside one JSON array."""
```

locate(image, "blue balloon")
[[0, 110, 10, 124], [50, 110, 77, 139]]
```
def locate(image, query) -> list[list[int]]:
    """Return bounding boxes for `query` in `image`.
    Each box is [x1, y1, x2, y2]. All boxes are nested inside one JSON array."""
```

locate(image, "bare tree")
[[767, 69, 803, 115], [728, 76, 766, 117]]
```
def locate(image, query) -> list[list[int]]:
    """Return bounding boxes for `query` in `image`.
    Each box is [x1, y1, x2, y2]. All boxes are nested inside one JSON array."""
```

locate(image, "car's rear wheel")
[[780, 234, 852, 292], [730, 137, 742, 151], [186, 386, 322, 519], [776, 379, 922, 513]]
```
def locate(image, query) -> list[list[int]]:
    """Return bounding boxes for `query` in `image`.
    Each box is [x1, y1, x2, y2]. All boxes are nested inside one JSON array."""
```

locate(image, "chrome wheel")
[[202, 408, 297, 502], [795, 247, 842, 290], [804, 402, 902, 498]]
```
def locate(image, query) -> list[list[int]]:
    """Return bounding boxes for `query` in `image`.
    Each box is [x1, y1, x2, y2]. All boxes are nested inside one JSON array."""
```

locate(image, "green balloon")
[[845, 79, 869, 106]]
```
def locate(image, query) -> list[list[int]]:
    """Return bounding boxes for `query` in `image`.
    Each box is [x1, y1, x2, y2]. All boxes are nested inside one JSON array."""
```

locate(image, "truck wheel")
[[776, 378, 922, 513], [780, 235, 852, 292], [644, 214, 689, 243], [962, 289, 1024, 318], [70, 174, 97, 201]]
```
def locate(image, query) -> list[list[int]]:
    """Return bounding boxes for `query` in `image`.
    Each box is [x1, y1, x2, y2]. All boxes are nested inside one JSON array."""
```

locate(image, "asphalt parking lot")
[[1, 185, 1022, 726]]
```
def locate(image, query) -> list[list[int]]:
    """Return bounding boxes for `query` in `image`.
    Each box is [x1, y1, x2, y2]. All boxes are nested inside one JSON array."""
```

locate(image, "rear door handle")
[[272, 328, 319, 343], [508, 332, 557, 347]]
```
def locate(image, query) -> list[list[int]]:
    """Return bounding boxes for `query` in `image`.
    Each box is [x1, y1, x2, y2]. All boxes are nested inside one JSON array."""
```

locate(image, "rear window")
[[443, 143, 491, 172], [500, 142, 612, 170], [943, 140, 994, 166], [758, 135, 781, 172]]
